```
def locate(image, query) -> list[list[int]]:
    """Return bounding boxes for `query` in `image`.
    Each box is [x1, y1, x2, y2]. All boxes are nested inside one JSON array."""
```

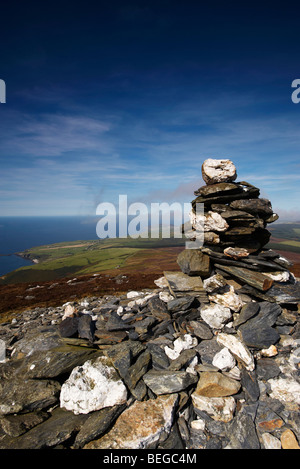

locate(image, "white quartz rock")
[[62, 304, 77, 320], [260, 345, 278, 357], [127, 291, 141, 298], [190, 419, 206, 431], [212, 347, 236, 371], [165, 334, 198, 360], [159, 291, 174, 302], [132, 292, 157, 307], [186, 355, 199, 375], [268, 376, 300, 405], [200, 304, 232, 329], [216, 332, 255, 371], [60, 356, 127, 415], [209, 286, 244, 312], [263, 271, 290, 282], [0, 339, 6, 363], [189, 210, 229, 233], [204, 211, 229, 232], [80, 300, 89, 308], [202, 158, 237, 185]]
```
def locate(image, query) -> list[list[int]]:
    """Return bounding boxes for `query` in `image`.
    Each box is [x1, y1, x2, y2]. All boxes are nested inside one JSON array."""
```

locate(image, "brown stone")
[[224, 247, 250, 260], [281, 429, 300, 449], [215, 264, 274, 292], [193, 371, 241, 397], [83, 394, 178, 449], [258, 418, 284, 432], [94, 329, 127, 344]]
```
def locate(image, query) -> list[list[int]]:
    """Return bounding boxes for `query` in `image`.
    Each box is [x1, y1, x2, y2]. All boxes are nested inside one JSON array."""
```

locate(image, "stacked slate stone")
[[179, 158, 300, 305]]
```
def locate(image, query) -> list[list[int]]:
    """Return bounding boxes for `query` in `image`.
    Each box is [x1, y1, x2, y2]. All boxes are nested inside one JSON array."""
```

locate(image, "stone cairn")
[[0, 158, 299, 450], [178, 157, 299, 305]]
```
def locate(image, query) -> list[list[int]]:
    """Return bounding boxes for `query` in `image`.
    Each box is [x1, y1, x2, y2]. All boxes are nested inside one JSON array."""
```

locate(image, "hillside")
[[0, 239, 184, 319], [0, 237, 185, 285], [266, 222, 300, 277], [0, 222, 300, 320], [1, 222, 300, 286]]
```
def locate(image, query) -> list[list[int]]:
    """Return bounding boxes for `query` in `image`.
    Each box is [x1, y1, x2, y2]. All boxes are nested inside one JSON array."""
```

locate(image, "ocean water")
[[0, 216, 100, 277]]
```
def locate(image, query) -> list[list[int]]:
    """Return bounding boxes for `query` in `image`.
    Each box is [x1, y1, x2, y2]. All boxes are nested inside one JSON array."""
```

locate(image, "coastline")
[[14, 251, 39, 264], [0, 252, 38, 280]]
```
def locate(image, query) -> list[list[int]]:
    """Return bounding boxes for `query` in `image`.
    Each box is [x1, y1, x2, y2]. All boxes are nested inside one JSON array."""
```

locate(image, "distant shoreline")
[[14, 252, 39, 264], [0, 251, 37, 265]]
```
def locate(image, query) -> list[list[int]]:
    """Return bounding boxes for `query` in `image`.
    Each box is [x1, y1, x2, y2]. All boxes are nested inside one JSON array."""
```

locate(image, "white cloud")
[[273, 208, 300, 223], [1, 87, 300, 216], [3, 114, 112, 157]]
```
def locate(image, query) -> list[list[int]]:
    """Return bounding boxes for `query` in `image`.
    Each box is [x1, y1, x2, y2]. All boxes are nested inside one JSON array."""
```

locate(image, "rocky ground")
[[0, 271, 299, 449], [0, 158, 299, 450]]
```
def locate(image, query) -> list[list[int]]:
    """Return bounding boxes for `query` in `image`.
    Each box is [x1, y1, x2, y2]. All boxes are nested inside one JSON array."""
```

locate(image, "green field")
[[279, 240, 300, 247], [268, 223, 300, 241], [0, 236, 185, 284], [267, 222, 300, 254]]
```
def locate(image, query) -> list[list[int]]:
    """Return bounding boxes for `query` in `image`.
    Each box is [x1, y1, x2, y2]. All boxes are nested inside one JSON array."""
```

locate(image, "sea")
[[0, 216, 100, 277]]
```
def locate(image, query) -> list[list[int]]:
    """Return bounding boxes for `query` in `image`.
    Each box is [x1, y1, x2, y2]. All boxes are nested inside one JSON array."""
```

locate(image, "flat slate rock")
[[229, 198, 273, 218], [233, 302, 260, 327], [238, 302, 282, 349], [167, 296, 195, 312], [194, 182, 241, 197], [143, 369, 198, 395], [15, 344, 98, 379], [5, 407, 88, 449], [163, 271, 208, 302], [164, 271, 204, 292], [73, 404, 126, 449], [192, 183, 259, 205], [227, 410, 260, 449], [78, 314, 95, 341], [262, 282, 300, 304], [0, 378, 61, 415]]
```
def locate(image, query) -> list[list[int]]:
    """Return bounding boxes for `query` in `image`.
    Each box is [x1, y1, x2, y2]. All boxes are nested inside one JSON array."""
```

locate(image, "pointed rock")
[[239, 302, 282, 349], [216, 333, 255, 371], [226, 410, 260, 449]]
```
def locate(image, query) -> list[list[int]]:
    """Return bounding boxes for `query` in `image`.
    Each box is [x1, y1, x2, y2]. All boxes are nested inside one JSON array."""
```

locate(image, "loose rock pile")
[[0, 159, 299, 450]]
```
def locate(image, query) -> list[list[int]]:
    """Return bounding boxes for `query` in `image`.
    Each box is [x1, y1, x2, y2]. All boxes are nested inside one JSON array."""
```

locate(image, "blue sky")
[[0, 1, 300, 220]]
